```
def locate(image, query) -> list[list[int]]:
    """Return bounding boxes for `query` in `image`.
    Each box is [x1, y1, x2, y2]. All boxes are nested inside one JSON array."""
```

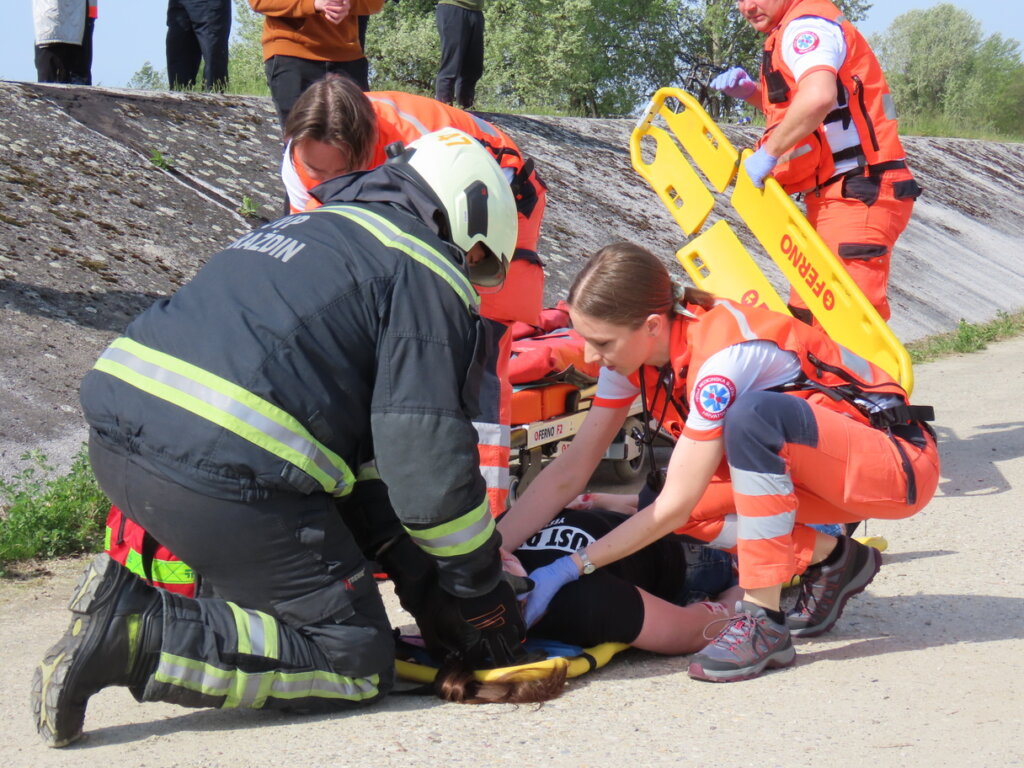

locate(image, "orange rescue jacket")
[[759, 0, 906, 193], [638, 298, 917, 437], [287, 91, 546, 261]]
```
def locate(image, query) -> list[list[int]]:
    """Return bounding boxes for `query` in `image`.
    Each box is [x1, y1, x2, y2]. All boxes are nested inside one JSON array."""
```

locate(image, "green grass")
[[238, 195, 261, 218], [149, 149, 171, 170], [905, 310, 1024, 364], [0, 447, 110, 576], [898, 113, 1024, 143]]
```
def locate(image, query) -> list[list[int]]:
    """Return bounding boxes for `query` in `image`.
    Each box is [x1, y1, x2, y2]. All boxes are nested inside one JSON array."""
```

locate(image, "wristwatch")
[[576, 547, 597, 575]]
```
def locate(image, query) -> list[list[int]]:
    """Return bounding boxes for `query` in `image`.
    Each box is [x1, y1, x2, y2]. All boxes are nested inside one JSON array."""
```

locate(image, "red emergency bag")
[[104, 505, 197, 596]]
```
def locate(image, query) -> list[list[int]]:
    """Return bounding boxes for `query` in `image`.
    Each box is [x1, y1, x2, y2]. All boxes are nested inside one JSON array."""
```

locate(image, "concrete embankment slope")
[[1, 79, 1023, 473]]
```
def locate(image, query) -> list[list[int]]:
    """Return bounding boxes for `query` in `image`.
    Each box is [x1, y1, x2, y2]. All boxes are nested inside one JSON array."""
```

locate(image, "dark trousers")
[[166, 0, 232, 91], [434, 3, 484, 109], [264, 54, 370, 128], [35, 17, 94, 85], [89, 433, 395, 711]]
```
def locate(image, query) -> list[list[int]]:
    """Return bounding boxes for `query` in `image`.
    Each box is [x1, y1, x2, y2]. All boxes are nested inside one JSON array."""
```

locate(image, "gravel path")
[[2, 337, 1022, 768]]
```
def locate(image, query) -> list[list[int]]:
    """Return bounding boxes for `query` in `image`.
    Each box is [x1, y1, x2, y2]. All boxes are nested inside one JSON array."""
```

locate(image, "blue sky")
[[1, 1, 1023, 88]]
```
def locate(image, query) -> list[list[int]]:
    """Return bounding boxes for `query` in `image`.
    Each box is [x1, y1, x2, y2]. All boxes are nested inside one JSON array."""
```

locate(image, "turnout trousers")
[[89, 433, 395, 711], [676, 391, 939, 590]]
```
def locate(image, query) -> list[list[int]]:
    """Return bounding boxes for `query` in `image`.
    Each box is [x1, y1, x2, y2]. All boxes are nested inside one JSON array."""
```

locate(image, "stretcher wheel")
[[603, 416, 647, 483], [605, 442, 646, 482], [508, 475, 522, 504]]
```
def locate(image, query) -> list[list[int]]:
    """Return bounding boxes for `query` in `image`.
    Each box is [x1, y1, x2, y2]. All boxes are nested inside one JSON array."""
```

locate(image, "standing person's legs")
[[191, 0, 232, 90], [325, 58, 369, 92], [265, 57, 366, 128], [35, 44, 78, 83], [167, 0, 202, 90], [264, 55, 327, 127], [71, 16, 95, 85], [795, 168, 919, 322], [434, 3, 465, 105], [454, 9, 484, 109], [358, 15, 369, 51]]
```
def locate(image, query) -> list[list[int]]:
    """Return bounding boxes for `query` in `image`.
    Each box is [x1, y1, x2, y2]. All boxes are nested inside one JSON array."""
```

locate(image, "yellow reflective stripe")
[[267, 670, 379, 701], [318, 204, 479, 311], [356, 460, 380, 482], [260, 611, 279, 661], [121, 549, 148, 581], [154, 653, 380, 706], [228, 602, 254, 655], [405, 498, 495, 558], [228, 602, 278, 661], [123, 549, 196, 585], [103, 526, 112, 550], [125, 614, 142, 672], [95, 337, 355, 496]]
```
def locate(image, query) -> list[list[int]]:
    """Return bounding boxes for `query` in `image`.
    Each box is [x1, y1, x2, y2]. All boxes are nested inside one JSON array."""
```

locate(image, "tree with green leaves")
[[228, 0, 270, 95], [871, 3, 1024, 136]]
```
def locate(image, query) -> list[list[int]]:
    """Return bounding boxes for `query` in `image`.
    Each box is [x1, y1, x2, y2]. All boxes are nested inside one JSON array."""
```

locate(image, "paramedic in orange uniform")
[[710, 0, 921, 322], [281, 74, 549, 513], [504, 243, 939, 682]]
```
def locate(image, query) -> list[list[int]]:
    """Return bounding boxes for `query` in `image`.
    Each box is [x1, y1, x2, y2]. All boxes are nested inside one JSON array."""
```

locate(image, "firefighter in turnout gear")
[[31, 129, 528, 747]]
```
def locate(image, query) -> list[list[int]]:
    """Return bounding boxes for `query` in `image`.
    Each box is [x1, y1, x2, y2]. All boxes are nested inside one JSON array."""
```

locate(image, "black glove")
[[378, 534, 534, 668], [419, 577, 531, 669], [375, 533, 439, 619]]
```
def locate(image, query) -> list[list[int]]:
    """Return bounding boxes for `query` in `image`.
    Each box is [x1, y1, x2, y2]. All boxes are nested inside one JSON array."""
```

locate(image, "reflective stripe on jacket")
[[94, 336, 358, 497]]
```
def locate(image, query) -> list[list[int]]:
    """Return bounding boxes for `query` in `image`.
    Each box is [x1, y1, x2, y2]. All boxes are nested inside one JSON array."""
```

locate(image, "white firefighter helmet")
[[402, 128, 517, 287]]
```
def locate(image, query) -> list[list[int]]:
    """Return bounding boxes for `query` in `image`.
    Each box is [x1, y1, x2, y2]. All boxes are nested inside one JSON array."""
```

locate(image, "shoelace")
[[792, 570, 826, 616], [702, 611, 758, 647]]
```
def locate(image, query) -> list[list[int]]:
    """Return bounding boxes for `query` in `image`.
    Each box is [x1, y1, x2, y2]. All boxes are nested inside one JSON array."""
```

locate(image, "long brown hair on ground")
[[433, 655, 568, 704], [567, 242, 714, 328], [283, 73, 378, 172]]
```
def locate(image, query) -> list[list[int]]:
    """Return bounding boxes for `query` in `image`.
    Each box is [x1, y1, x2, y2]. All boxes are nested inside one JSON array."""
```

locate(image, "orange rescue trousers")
[[790, 166, 919, 321], [676, 392, 939, 590]]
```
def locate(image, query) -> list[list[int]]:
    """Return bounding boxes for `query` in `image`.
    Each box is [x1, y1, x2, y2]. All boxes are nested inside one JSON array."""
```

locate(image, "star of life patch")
[[694, 375, 736, 421], [793, 31, 820, 54]]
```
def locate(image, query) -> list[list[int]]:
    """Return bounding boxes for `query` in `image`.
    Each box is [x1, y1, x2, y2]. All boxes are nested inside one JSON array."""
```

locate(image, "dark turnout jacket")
[[81, 162, 502, 596]]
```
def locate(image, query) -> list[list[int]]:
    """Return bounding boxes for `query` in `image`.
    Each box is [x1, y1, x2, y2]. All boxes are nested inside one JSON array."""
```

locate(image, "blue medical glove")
[[522, 555, 580, 628], [709, 66, 756, 100], [743, 146, 779, 189]]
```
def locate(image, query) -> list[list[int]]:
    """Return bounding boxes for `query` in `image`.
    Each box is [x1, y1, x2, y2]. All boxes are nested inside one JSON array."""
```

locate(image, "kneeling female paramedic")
[[500, 241, 940, 683]]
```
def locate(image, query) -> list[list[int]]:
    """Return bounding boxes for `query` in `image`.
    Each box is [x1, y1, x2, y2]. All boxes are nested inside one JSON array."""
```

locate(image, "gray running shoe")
[[688, 601, 795, 683], [787, 537, 882, 638]]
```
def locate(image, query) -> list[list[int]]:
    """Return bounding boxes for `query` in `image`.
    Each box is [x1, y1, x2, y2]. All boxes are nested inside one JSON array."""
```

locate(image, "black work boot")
[[31, 553, 163, 747]]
